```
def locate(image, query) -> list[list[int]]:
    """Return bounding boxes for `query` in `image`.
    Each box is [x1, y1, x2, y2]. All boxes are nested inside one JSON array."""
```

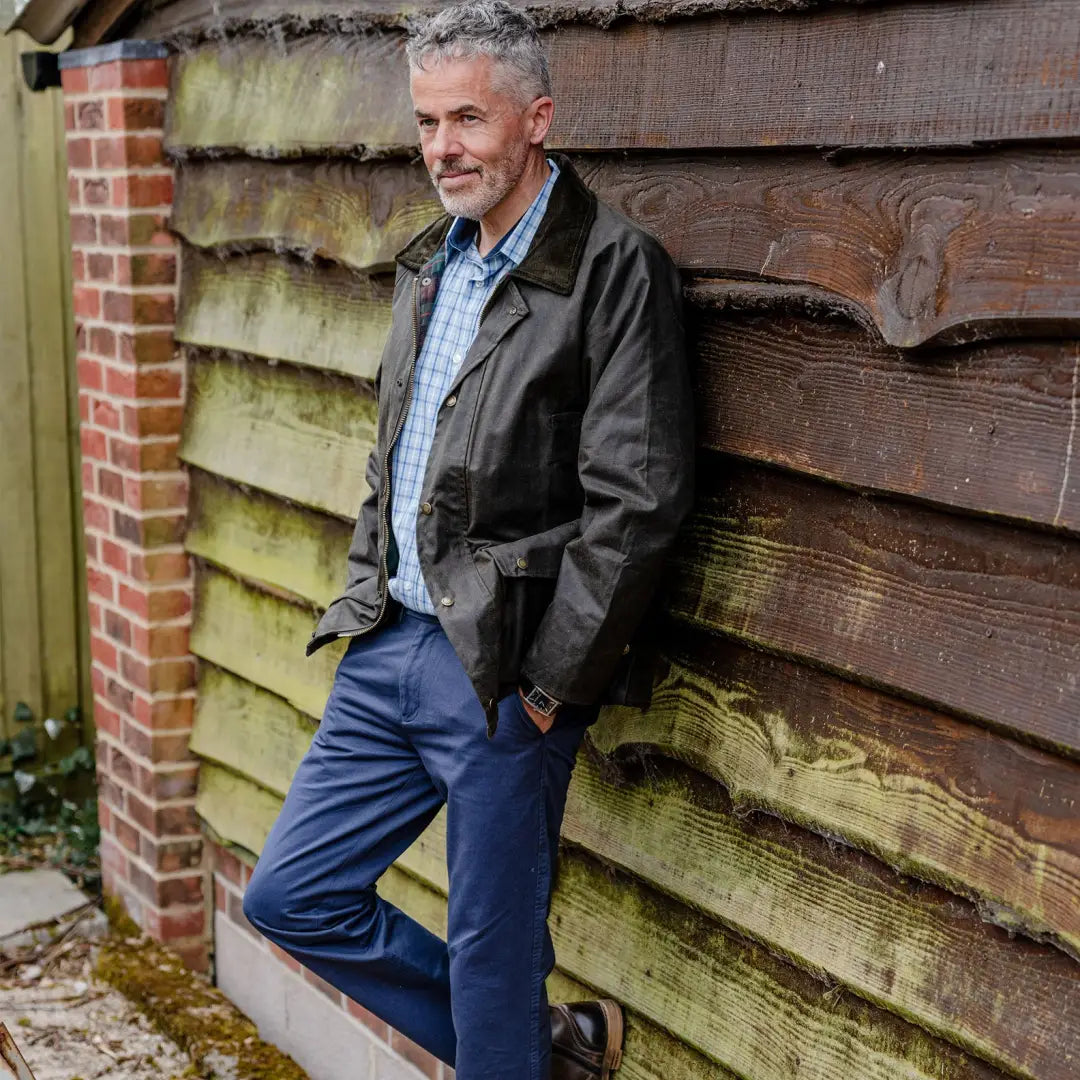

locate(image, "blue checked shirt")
[[388, 159, 561, 614]]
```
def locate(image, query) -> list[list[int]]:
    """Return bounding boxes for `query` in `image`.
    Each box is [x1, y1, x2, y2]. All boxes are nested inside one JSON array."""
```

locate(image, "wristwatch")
[[520, 678, 561, 716]]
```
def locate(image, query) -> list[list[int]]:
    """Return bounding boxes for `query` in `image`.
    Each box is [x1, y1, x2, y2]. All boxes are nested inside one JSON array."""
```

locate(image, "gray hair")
[[406, 1, 552, 104]]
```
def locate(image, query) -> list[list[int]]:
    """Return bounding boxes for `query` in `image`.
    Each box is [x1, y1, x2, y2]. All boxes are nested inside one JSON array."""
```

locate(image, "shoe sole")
[[598, 999, 624, 1075]]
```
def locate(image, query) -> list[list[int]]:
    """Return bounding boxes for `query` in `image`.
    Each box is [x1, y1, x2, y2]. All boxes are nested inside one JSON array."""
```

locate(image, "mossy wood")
[[673, 459, 1080, 757], [187, 470, 350, 610], [190, 565, 341, 720], [693, 306, 1080, 531], [111, 0, 891, 46], [189, 636, 1080, 1076], [173, 159, 439, 272], [593, 630, 1080, 958], [185, 478, 1080, 955], [180, 352, 376, 520], [165, 3, 1080, 156], [196, 752, 1007, 1080], [176, 249, 391, 380], [0, 33, 82, 732], [174, 151, 1080, 348]]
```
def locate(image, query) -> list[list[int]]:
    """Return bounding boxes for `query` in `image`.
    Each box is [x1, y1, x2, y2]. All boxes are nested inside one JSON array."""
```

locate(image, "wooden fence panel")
[[0, 33, 83, 737]]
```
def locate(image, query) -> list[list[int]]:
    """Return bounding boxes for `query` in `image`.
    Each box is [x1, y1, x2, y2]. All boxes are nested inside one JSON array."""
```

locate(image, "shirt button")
[[420, 501, 433, 515], [440, 595, 454, 607], [445, 395, 457, 408], [516, 557, 528, 570]]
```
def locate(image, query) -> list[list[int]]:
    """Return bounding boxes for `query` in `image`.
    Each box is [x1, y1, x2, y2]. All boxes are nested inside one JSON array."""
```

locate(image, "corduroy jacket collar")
[[395, 152, 597, 296]]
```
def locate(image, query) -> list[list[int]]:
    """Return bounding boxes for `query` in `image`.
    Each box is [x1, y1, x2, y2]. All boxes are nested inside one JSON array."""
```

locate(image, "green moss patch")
[[98, 897, 308, 1080]]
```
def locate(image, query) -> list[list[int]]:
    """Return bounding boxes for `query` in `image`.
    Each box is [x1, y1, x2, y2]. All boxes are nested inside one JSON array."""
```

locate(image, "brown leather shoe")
[[550, 999, 624, 1078]]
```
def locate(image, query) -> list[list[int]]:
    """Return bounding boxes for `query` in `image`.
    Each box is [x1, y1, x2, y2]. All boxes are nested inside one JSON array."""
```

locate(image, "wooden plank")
[[671, 459, 1080, 757], [173, 158, 439, 272], [692, 308, 1080, 531], [19, 31, 80, 721], [592, 629, 1080, 958], [180, 352, 377, 520], [165, 3, 1080, 157], [563, 755, 1080, 1079], [176, 249, 392, 379], [0, 35, 43, 730], [191, 663, 315, 796], [187, 470, 350, 610], [196, 760, 285, 857], [190, 565, 342, 720], [174, 147, 1080, 347], [583, 149, 1080, 347]]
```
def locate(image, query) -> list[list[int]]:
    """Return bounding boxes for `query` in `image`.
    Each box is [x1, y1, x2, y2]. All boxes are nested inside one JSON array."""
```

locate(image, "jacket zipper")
[[337, 273, 422, 640]]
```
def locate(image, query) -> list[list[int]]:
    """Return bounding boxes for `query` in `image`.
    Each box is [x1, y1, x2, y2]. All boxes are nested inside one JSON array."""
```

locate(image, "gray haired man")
[[242, 3, 694, 1077]]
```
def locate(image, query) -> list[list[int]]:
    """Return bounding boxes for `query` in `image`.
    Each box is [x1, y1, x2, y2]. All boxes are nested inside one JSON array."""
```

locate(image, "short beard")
[[430, 139, 531, 220]]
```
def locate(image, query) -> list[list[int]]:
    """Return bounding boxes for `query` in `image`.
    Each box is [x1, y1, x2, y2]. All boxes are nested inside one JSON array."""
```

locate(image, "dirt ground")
[[0, 938, 195, 1080]]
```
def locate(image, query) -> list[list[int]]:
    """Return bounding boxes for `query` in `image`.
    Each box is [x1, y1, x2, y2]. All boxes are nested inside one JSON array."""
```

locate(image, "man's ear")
[[527, 96, 554, 145]]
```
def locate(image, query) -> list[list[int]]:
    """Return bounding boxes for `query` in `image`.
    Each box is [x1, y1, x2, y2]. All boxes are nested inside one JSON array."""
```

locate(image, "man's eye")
[[461, 115, 479, 123], [418, 118, 436, 130]]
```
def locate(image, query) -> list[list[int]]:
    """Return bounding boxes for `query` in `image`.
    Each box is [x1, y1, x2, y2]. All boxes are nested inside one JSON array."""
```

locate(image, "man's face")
[[411, 54, 544, 219]]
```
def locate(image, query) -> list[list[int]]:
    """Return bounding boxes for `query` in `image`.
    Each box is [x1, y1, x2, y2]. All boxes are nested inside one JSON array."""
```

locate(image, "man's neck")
[[476, 151, 551, 257]]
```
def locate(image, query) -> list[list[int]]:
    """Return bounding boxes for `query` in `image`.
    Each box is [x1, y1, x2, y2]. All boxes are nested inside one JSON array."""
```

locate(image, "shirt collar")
[[445, 157, 561, 268]]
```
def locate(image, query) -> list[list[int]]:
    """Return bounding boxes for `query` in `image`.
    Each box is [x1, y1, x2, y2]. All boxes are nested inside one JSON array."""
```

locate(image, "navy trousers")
[[242, 610, 594, 1080]]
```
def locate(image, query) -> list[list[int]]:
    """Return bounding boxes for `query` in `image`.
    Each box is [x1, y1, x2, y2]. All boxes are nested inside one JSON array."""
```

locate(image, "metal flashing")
[[57, 37, 165, 66]]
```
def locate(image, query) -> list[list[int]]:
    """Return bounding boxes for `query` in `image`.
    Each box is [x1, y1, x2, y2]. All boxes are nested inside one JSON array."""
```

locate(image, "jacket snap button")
[[623, 644, 631, 654], [420, 501, 433, 515], [440, 596, 454, 607], [516, 557, 528, 570], [421, 276, 432, 286], [445, 395, 457, 408]]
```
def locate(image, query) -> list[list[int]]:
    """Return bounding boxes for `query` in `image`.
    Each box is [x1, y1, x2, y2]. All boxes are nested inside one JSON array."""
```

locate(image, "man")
[[242, 3, 694, 1078]]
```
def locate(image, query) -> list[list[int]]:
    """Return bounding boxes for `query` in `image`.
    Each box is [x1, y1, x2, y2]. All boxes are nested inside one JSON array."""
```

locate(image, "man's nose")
[[431, 122, 463, 161]]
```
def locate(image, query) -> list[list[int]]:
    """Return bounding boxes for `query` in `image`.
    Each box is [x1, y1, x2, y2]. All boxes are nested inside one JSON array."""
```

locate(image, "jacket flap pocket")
[[486, 519, 580, 578]]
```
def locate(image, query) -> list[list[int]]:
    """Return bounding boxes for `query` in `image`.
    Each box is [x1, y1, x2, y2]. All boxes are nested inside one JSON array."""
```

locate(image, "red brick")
[[271, 942, 304, 975], [390, 1033, 441, 1079], [113, 509, 186, 548], [98, 467, 124, 502], [173, 942, 211, 974], [141, 835, 202, 873], [76, 99, 105, 131], [77, 355, 104, 392], [142, 763, 199, 801], [109, 745, 138, 786], [95, 702, 123, 740], [81, 459, 94, 489], [80, 426, 108, 461], [88, 600, 103, 630], [106, 364, 136, 397], [92, 398, 121, 430], [103, 290, 176, 326], [69, 213, 98, 244], [68, 174, 81, 205], [82, 496, 110, 531], [131, 864, 204, 908], [91, 666, 107, 698], [124, 475, 188, 512], [64, 102, 76, 131], [71, 250, 87, 281], [117, 581, 191, 621], [133, 695, 194, 731], [131, 622, 190, 657], [96, 134, 166, 169], [61, 67, 89, 94], [118, 329, 176, 366], [215, 878, 226, 912], [104, 607, 133, 645], [90, 326, 117, 358], [85, 533, 99, 561], [147, 905, 205, 942], [105, 677, 135, 717], [98, 803, 113, 833], [117, 252, 178, 287], [121, 402, 184, 438], [345, 997, 390, 1041], [136, 367, 183, 399], [124, 722, 195, 766], [303, 966, 343, 1006], [113, 173, 174, 209], [98, 773, 126, 813], [87, 60, 124, 91], [83, 177, 111, 206], [90, 633, 118, 671], [113, 814, 142, 855], [108, 435, 180, 473], [73, 285, 101, 319], [107, 96, 165, 131], [120, 58, 169, 90], [214, 846, 244, 888], [66, 136, 93, 169], [101, 538, 129, 574], [87, 251, 114, 280], [87, 566, 114, 601], [101, 213, 172, 249]]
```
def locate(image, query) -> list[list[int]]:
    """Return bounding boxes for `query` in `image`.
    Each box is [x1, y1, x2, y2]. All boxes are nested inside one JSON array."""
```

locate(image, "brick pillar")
[[60, 41, 207, 971]]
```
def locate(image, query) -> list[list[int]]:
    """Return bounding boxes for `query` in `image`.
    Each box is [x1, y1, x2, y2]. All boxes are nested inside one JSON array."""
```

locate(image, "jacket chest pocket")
[[548, 411, 583, 465]]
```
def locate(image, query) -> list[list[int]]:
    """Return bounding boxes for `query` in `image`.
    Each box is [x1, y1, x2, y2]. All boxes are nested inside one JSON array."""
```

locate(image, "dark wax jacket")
[[307, 154, 695, 734]]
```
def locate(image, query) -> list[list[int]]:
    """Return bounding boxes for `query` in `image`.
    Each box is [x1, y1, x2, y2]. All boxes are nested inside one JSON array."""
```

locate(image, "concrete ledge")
[[216, 913, 431, 1080], [58, 40, 168, 69]]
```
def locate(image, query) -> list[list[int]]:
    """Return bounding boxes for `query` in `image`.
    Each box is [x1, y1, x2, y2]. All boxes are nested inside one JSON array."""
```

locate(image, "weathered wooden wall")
[[0, 30, 86, 739], [100, 0, 1080, 1075]]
